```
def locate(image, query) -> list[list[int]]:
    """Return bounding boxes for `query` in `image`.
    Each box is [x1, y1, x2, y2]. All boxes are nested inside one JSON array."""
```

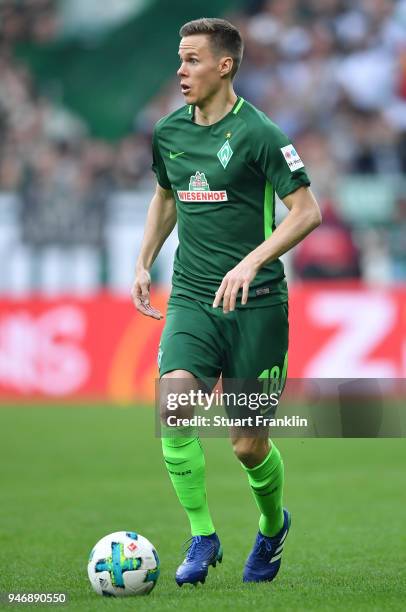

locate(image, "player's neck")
[[194, 87, 237, 126]]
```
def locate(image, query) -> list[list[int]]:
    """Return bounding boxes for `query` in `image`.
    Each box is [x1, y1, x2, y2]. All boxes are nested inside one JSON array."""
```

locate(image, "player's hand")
[[131, 268, 163, 320], [213, 257, 259, 313]]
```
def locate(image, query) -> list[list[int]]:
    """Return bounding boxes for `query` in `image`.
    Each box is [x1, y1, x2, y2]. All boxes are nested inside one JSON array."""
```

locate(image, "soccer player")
[[132, 18, 321, 586]]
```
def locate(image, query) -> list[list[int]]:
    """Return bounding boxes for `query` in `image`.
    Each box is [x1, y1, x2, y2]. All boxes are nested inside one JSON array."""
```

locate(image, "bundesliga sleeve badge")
[[280, 144, 304, 172]]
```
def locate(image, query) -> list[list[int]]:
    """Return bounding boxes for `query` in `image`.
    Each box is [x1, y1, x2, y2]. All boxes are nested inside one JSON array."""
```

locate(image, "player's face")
[[177, 35, 224, 105]]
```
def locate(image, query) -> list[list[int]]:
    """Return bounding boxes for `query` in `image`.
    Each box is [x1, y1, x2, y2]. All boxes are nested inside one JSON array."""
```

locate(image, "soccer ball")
[[87, 531, 160, 597]]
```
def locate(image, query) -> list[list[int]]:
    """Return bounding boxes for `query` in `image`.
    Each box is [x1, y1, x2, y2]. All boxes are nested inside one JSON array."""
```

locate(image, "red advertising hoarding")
[[0, 284, 404, 403]]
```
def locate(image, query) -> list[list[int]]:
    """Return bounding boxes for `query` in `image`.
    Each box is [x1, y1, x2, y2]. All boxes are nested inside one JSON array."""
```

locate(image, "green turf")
[[0, 406, 405, 611]]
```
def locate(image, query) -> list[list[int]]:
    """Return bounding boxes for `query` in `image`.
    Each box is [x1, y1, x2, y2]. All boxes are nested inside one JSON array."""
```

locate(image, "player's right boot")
[[175, 533, 222, 586], [243, 509, 291, 583]]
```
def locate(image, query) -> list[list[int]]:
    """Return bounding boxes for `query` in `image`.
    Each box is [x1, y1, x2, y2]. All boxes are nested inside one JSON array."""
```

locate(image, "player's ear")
[[218, 56, 233, 79]]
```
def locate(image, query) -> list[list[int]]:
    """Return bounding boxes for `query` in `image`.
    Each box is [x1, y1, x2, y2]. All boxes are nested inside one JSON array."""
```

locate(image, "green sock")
[[242, 441, 284, 537], [161, 430, 215, 536]]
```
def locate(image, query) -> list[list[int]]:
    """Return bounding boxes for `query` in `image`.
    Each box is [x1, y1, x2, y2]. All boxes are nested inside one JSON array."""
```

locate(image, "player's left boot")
[[175, 533, 222, 586], [243, 509, 291, 583]]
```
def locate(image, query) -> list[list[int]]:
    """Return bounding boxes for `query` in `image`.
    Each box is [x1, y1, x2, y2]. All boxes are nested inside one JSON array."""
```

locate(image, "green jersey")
[[152, 96, 310, 307]]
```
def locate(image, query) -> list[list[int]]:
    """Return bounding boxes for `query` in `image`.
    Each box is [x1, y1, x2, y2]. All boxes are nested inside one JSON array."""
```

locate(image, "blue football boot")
[[175, 533, 223, 586], [243, 509, 291, 583]]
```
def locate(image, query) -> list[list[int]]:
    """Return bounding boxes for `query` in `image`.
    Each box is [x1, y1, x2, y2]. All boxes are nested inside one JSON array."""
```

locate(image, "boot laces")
[[182, 536, 214, 561]]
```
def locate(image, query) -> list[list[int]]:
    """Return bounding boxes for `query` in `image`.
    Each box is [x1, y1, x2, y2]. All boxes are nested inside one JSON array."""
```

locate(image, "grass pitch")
[[0, 406, 405, 611]]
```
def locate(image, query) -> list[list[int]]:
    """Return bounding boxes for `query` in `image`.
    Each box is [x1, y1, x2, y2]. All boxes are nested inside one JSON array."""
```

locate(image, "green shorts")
[[159, 294, 288, 385]]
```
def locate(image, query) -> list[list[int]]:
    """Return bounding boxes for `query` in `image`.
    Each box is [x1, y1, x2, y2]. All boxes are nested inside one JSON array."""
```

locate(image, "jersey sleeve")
[[252, 117, 310, 199], [151, 125, 172, 190]]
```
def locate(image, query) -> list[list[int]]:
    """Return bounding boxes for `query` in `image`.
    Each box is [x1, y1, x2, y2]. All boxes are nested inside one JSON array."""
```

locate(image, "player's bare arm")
[[132, 183, 177, 319], [213, 186, 321, 313]]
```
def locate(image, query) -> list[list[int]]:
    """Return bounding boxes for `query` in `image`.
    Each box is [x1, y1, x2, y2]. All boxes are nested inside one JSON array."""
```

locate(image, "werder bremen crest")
[[189, 171, 210, 191], [217, 140, 233, 169]]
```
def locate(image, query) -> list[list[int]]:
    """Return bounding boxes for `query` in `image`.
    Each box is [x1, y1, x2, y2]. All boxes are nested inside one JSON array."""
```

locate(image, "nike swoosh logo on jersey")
[[169, 151, 185, 159]]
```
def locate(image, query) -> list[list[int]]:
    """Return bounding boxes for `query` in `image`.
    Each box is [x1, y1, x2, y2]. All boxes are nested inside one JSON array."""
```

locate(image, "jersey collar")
[[187, 96, 245, 125]]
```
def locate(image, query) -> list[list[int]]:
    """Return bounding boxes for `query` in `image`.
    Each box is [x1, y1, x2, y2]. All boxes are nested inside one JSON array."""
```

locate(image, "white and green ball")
[[88, 531, 160, 596]]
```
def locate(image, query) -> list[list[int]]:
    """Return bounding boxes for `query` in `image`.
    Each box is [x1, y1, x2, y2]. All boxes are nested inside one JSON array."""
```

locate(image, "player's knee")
[[159, 390, 174, 424], [159, 371, 196, 424], [232, 437, 269, 467], [159, 388, 185, 423]]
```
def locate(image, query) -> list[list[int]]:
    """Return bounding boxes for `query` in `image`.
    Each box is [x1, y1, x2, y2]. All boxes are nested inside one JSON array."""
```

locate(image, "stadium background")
[[0, 1, 405, 610], [0, 0, 405, 402]]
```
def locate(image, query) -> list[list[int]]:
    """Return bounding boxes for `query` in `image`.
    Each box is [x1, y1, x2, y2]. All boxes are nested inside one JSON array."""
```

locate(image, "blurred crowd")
[[0, 0, 406, 289], [0, 2, 152, 250]]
